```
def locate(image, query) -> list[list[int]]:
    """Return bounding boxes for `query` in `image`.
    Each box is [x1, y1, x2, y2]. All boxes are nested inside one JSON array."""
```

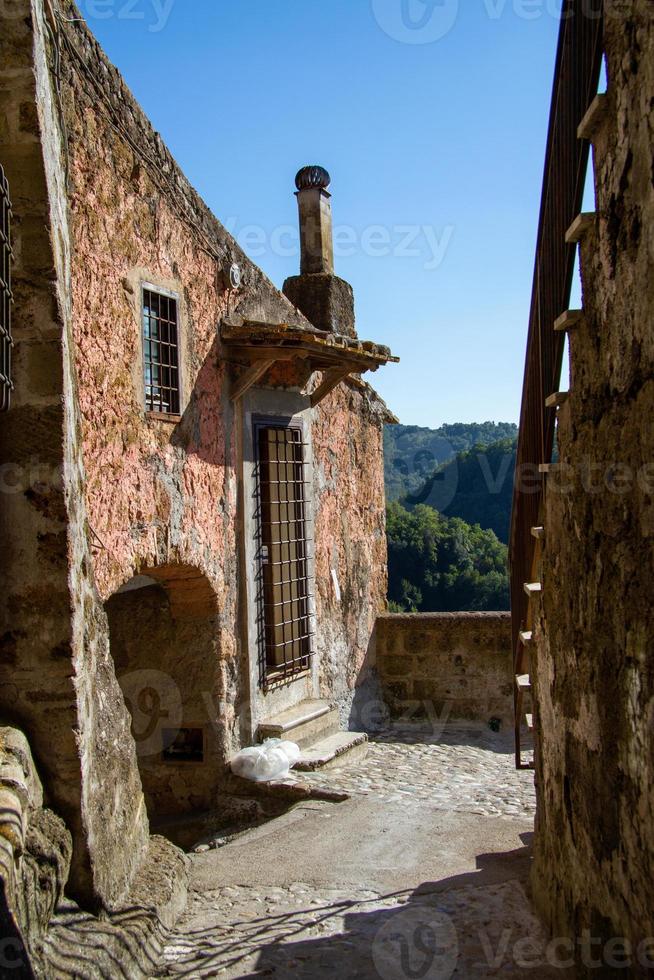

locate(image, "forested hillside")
[[384, 422, 518, 502], [403, 437, 517, 544], [384, 423, 518, 612], [386, 503, 509, 612]]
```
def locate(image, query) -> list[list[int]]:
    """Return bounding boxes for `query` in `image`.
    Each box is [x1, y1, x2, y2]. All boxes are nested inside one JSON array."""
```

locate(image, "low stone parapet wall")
[[375, 612, 514, 730]]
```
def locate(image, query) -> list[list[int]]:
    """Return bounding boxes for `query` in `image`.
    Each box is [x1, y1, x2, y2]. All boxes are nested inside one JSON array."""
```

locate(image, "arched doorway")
[[105, 564, 223, 828]]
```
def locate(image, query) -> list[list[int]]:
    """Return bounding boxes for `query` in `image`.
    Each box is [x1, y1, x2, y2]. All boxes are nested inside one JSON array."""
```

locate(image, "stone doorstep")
[[293, 732, 369, 772], [257, 699, 340, 749], [257, 699, 368, 776]]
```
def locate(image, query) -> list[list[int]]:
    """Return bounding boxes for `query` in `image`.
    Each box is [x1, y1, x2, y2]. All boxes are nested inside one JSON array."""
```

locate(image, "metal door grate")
[[0, 165, 13, 412], [255, 422, 314, 686], [143, 287, 180, 415]]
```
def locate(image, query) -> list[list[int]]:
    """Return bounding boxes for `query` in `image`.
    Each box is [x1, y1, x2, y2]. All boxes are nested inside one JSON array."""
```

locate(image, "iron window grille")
[[254, 421, 315, 687], [142, 287, 180, 415], [0, 165, 13, 412]]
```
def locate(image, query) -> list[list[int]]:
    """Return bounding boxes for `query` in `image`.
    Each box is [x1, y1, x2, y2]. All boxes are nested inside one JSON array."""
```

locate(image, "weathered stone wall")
[[58, 4, 390, 746], [61, 10, 251, 774], [0, 0, 150, 908], [532, 3, 654, 971], [0, 0, 391, 912], [106, 581, 224, 818], [376, 613, 514, 728], [312, 381, 390, 726]]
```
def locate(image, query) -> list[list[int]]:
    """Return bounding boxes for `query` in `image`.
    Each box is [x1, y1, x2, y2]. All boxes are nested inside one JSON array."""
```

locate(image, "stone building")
[[3, 0, 654, 976], [510, 2, 654, 975], [0, 0, 396, 943]]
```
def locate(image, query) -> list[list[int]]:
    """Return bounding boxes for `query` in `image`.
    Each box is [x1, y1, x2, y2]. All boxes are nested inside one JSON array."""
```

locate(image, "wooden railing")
[[509, 0, 604, 765]]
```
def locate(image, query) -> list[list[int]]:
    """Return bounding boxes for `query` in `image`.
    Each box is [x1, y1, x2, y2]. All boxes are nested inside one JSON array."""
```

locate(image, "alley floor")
[[154, 724, 565, 979]]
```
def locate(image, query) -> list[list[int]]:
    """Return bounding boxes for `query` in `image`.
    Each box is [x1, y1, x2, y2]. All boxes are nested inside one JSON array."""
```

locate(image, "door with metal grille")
[[255, 421, 314, 686], [0, 165, 13, 412]]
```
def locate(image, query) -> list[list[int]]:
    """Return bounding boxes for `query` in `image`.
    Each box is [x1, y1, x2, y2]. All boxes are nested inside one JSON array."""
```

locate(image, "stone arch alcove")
[[104, 563, 224, 833]]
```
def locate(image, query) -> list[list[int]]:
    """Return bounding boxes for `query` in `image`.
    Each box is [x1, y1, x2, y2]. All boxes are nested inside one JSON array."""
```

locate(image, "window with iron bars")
[[0, 165, 13, 412], [255, 421, 315, 686], [142, 287, 180, 416]]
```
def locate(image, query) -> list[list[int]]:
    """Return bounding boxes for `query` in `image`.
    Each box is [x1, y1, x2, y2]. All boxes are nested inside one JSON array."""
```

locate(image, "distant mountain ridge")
[[384, 422, 518, 512]]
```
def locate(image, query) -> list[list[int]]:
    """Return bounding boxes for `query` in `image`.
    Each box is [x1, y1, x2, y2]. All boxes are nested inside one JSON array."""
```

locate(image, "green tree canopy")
[[386, 501, 509, 612]]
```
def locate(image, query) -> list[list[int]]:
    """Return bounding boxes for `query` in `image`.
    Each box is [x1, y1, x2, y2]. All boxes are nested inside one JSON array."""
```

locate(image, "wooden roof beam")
[[230, 360, 277, 401], [310, 368, 354, 408]]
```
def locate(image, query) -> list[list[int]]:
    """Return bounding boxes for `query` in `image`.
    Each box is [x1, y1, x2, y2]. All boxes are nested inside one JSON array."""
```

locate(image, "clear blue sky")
[[82, 0, 566, 428]]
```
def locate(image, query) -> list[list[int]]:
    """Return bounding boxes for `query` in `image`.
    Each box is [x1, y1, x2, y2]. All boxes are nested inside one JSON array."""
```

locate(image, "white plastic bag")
[[277, 740, 302, 766], [230, 738, 301, 782]]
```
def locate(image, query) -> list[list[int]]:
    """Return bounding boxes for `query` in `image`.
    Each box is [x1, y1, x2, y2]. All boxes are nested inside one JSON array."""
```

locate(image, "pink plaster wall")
[[68, 104, 236, 607], [63, 15, 391, 746], [312, 382, 389, 716]]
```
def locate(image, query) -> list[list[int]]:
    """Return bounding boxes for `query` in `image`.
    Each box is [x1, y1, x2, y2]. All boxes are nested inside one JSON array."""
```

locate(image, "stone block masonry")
[[376, 613, 514, 729]]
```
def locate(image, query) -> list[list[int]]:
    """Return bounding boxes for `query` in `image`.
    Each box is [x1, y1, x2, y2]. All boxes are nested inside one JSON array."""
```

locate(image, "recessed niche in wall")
[[162, 727, 204, 763]]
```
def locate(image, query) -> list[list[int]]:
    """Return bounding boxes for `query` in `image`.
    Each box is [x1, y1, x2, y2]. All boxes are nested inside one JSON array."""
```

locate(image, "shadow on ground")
[[159, 833, 567, 979], [370, 723, 534, 758]]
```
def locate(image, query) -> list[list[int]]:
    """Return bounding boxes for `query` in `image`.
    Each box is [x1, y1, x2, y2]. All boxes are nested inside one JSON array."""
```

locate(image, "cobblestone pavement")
[[157, 726, 547, 979], [160, 880, 559, 978], [301, 723, 536, 817]]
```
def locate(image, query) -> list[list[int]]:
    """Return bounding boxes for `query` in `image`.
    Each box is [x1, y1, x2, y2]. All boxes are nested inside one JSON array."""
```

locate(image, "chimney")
[[295, 166, 334, 275], [283, 166, 356, 339]]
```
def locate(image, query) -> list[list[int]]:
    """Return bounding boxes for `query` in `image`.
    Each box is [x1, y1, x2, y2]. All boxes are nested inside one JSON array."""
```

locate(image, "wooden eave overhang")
[[221, 319, 399, 406]]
